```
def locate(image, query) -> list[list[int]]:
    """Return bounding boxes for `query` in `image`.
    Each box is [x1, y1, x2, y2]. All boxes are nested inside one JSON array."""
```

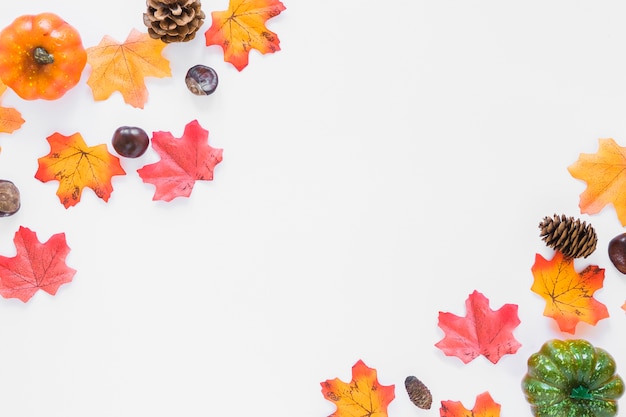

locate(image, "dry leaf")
[[321, 360, 395, 417], [86, 29, 171, 108], [204, 0, 286, 71], [35, 131, 126, 208], [531, 251, 609, 334]]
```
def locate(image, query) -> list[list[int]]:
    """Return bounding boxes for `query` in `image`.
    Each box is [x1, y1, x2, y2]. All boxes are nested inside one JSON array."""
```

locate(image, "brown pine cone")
[[143, 0, 206, 43], [538, 214, 597, 259], [405, 376, 432, 409]]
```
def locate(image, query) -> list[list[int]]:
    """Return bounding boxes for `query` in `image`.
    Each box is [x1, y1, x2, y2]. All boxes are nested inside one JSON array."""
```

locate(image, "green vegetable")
[[522, 339, 624, 417]]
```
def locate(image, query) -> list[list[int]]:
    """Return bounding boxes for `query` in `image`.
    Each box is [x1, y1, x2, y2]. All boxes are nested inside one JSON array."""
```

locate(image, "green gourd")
[[522, 339, 624, 417]]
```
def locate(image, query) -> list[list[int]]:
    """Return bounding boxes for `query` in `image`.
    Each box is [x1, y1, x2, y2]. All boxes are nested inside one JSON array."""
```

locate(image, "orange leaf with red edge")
[[0, 226, 76, 303], [0, 79, 24, 134], [35, 131, 126, 208], [531, 251, 609, 334], [440, 392, 501, 417], [137, 119, 223, 202], [321, 360, 395, 417], [205, 0, 286, 71], [568, 138, 626, 226], [85, 29, 171, 108], [435, 290, 521, 364]]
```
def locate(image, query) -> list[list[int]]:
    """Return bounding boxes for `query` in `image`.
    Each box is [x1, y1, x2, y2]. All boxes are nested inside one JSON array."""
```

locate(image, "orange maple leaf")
[[530, 251, 609, 334], [568, 138, 626, 226], [85, 29, 171, 108], [35, 132, 126, 208], [440, 392, 501, 417], [205, 0, 286, 71], [321, 360, 395, 417], [0, 79, 24, 134]]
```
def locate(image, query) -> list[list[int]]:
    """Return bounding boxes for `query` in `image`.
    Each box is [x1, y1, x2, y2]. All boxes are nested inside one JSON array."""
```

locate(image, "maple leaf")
[[321, 360, 395, 417], [434, 290, 521, 364], [35, 131, 126, 208], [204, 0, 286, 71], [0, 79, 24, 134], [137, 119, 223, 202], [86, 29, 171, 108], [440, 392, 501, 417], [0, 226, 76, 303], [568, 138, 626, 226], [530, 251, 609, 334]]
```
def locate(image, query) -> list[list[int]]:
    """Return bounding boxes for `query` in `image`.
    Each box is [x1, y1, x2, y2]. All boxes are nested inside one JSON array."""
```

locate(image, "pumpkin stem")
[[33, 47, 54, 65], [570, 385, 594, 400]]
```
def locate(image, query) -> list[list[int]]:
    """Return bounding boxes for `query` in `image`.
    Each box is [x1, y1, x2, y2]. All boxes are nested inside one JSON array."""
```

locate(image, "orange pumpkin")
[[0, 13, 87, 100]]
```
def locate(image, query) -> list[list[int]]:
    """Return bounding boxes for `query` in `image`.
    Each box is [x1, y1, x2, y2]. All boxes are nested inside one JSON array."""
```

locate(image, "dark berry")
[[609, 233, 626, 274], [112, 126, 149, 158], [185, 65, 218, 95], [0, 180, 20, 217]]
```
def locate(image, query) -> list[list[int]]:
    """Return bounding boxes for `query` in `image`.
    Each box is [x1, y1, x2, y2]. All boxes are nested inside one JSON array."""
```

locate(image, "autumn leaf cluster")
[[36, 119, 222, 207], [0, 0, 286, 132], [0, 0, 283, 300], [321, 360, 501, 417]]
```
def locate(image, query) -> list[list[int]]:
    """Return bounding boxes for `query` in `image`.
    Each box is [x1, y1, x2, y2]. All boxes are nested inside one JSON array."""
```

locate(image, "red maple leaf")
[[0, 226, 76, 302], [137, 119, 223, 202], [435, 290, 521, 364]]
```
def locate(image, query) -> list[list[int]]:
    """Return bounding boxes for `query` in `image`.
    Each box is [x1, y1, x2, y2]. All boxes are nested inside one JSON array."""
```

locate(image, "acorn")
[[185, 64, 218, 95]]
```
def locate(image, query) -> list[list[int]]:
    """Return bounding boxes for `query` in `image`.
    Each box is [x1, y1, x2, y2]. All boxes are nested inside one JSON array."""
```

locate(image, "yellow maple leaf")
[[204, 0, 286, 71], [568, 138, 626, 226], [321, 360, 395, 417], [0, 79, 24, 134], [35, 132, 126, 208], [530, 251, 609, 334], [85, 29, 171, 108]]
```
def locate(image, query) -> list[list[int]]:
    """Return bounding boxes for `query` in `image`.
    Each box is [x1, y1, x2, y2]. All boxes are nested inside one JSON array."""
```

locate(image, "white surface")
[[1, 1, 626, 416]]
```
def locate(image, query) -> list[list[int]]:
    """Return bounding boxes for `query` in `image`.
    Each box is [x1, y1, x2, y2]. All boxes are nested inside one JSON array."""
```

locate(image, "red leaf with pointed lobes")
[[435, 290, 521, 364], [0, 226, 76, 302], [137, 119, 223, 202]]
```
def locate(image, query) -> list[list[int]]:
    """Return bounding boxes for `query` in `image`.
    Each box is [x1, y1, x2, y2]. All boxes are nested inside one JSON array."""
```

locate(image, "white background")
[[1, 0, 626, 416]]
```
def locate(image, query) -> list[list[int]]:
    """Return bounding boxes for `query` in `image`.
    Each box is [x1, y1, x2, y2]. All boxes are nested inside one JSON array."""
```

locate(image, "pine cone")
[[405, 376, 432, 410], [538, 214, 597, 259], [143, 0, 206, 43]]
